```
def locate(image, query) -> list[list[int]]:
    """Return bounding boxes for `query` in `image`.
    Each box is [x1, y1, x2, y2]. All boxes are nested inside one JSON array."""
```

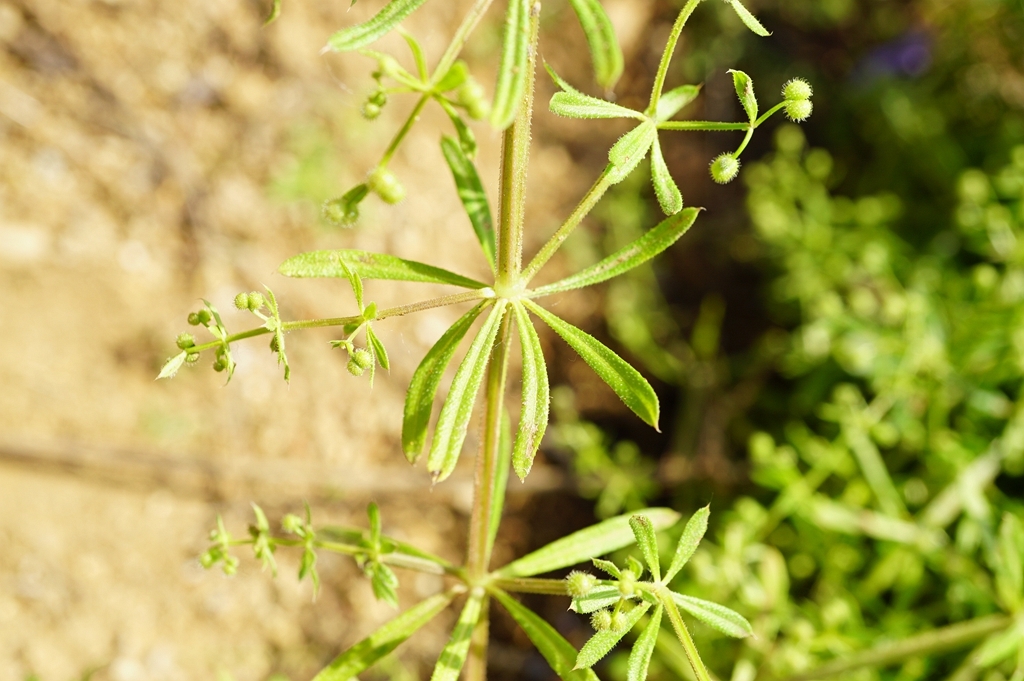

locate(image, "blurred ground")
[[0, 0, 627, 678]]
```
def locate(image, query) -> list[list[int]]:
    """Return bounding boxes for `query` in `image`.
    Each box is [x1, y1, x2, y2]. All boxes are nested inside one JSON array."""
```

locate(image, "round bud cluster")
[[185, 352, 201, 365], [213, 359, 227, 372], [457, 78, 489, 121], [188, 309, 212, 326], [362, 89, 388, 120], [566, 571, 598, 598], [710, 153, 740, 184], [348, 348, 373, 376], [609, 611, 628, 631], [591, 610, 613, 632], [247, 291, 264, 311], [781, 78, 813, 122], [234, 292, 250, 310], [367, 167, 405, 205], [282, 514, 304, 534], [176, 333, 196, 350]]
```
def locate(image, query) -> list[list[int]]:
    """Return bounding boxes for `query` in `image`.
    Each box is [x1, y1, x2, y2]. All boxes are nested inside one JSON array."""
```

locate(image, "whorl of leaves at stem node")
[[710, 153, 740, 184]]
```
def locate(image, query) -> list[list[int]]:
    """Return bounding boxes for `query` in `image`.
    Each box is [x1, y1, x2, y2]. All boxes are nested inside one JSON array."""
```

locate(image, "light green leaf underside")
[[493, 590, 600, 681], [429, 593, 484, 681], [546, 63, 641, 120], [671, 593, 753, 638], [158, 351, 188, 380], [627, 606, 663, 681], [566, 0, 624, 90], [607, 121, 657, 183], [524, 300, 660, 428], [512, 302, 550, 480], [576, 601, 652, 669], [367, 326, 389, 372], [402, 303, 487, 462], [311, 590, 454, 681], [491, 0, 531, 129], [726, 0, 770, 36], [438, 98, 478, 159], [279, 250, 487, 289], [656, 84, 701, 121], [427, 302, 508, 482], [532, 207, 697, 296], [728, 69, 757, 122], [665, 505, 709, 582], [441, 136, 495, 270], [650, 139, 683, 216], [498, 507, 680, 578], [326, 0, 433, 52], [629, 514, 661, 581], [570, 585, 622, 614]]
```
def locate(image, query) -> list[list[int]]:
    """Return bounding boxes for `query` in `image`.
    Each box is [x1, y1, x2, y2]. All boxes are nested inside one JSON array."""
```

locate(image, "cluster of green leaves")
[[159, 0, 817, 679]]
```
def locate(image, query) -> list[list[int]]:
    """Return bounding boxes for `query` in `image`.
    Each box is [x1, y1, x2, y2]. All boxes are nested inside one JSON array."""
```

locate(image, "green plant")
[[159, 1, 811, 679]]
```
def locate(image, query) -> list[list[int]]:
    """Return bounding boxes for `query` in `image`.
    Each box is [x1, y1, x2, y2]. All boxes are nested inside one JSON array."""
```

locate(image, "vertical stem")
[[661, 592, 713, 681], [646, 0, 704, 116], [495, 2, 542, 288], [464, 597, 491, 681], [466, 316, 513, 578], [433, 0, 498, 84], [379, 94, 430, 166]]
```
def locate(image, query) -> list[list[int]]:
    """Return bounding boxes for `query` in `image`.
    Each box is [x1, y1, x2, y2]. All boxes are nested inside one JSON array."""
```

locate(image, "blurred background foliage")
[[544, 0, 1024, 680]]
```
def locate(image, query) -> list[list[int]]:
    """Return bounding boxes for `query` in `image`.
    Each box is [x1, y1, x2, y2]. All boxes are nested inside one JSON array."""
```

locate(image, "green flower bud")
[[247, 291, 264, 311], [784, 98, 813, 122], [185, 352, 200, 365], [367, 167, 405, 205], [176, 333, 196, 350], [282, 514, 303, 534], [196, 309, 212, 325], [353, 348, 373, 370], [369, 89, 388, 107], [362, 102, 382, 120], [347, 357, 365, 377], [269, 335, 280, 353], [591, 610, 613, 631], [187, 312, 201, 326], [566, 571, 598, 598], [200, 549, 217, 569], [222, 555, 239, 575], [213, 359, 226, 372], [457, 78, 489, 120], [782, 78, 812, 101], [618, 568, 637, 597], [710, 153, 740, 184], [234, 292, 250, 310]]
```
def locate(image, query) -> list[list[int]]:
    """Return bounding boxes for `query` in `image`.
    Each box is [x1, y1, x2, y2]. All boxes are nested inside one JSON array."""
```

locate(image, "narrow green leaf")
[[370, 562, 400, 608], [575, 601, 651, 669], [400, 30, 429, 81], [629, 515, 661, 581], [488, 411, 513, 553], [438, 100, 478, 158], [671, 593, 753, 638], [546, 63, 642, 120], [440, 136, 495, 269], [326, 0, 432, 52], [264, 0, 282, 25], [319, 526, 456, 573], [493, 590, 600, 681], [726, 0, 770, 36], [367, 326, 390, 372], [566, 0, 624, 90], [368, 502, 382, 543], [512, 303, 550, 480], [311, 590, 454, 681], [656, 84, 702, 121], [975, 619, 1024, 667], [157, 351, 188, 380], [498, 508, 680, 577], [532, 208, 698, 297], [627, 606, 663, 681], [491, 0, 531, 129], [592, 558, 622, 579], [607, 122, 657, 184], [402, 303, 487, 462], [995, 512, 1024, 610], [280, 250, 487, 289], [570, 585, 623, 614], [430, 592, 484, 681], [665, 505, 709, 582], [650, 139, 683, 216], [427, 302, 508, 482], [435, 60, 469, 92], [524, 300, 660, 428], [729, 70, 757, 122]]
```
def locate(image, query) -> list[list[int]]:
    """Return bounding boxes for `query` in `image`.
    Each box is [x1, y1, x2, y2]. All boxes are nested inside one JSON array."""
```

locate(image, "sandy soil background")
[[0, 0, 667, 679]]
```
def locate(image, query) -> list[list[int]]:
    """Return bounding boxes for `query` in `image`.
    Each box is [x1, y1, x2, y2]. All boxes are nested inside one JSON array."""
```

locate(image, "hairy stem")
[[490, 577, 568, 595], [658, 121, 749, 131], [464, 597, 491, 681], [496, 1, 542, 288], [521, 166, 613, 284], [647, 0, 704, 116], [777, 615, 1012, 681], [184, 290, 492, 355], [432, 0, 498, 84], [661, 590, 713, 681], [467, 317, 513, 579], [380, 93, 430, 166]]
